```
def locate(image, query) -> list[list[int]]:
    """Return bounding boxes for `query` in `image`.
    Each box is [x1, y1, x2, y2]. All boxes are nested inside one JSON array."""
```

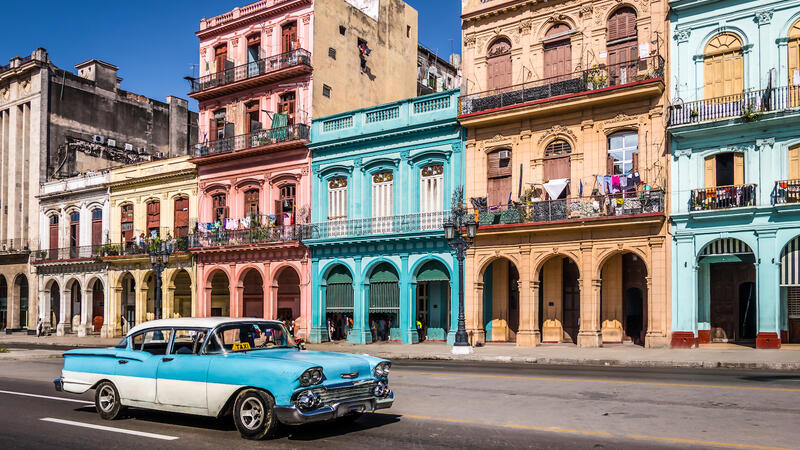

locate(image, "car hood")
[[241, 349, 377, 380]]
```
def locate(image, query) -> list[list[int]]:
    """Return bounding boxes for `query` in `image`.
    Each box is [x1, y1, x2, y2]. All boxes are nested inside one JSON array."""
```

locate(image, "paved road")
[[0, 359, 798, 449]]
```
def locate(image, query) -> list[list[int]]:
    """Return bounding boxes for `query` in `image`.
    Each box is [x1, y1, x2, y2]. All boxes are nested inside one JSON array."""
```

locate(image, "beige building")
[[104, 156, 198, 336], [460, 0, 670, 348]]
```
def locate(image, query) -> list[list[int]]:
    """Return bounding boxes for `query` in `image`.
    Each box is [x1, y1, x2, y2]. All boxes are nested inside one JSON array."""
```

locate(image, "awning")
[[781, 236, 800, 286], [416, 261, 450, 282], [700, 238, 753, 257]]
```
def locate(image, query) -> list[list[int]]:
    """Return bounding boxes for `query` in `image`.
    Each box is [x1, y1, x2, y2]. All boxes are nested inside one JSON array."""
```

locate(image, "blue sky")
[[1, 0, 461, 111]]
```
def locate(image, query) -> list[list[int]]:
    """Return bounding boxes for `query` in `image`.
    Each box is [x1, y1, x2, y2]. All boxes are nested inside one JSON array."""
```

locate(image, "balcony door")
[[543, 24, 571, 81], [606, 7, 638, 86], [328, 177, 347, 237], [146, 201, 160, 238], [372, 172, 394, 233], [282, 22, 297, 53], [247, 33, 261, 77], [91, 209, 102, 246], [174, 197, 189, 238], [487, 39, 512, 91], [704, 152, 743, 188], [420, 164, 443, 230], [212, 194, 228, 223], [49, 215, 59, 259], [704, 33, 743, 100], [543, 140, 572, 199], [121, 204, 134, 243], [487, 149, 512, 207], [214, 44, 227, 76], [279, 92, 296, 126], [69, 212, 79, 258]]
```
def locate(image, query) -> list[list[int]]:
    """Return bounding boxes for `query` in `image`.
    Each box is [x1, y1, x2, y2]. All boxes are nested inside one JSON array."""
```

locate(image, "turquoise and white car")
[[54, 318, 393, 440]]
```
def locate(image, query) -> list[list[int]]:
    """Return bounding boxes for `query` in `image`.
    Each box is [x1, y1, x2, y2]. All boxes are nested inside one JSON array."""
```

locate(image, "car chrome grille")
[[316, 382, 375, 405]]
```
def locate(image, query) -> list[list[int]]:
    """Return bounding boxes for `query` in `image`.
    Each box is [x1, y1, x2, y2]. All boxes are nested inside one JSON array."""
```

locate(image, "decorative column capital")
[[754, 9, 773, 26], [673, 28, 691, 43]]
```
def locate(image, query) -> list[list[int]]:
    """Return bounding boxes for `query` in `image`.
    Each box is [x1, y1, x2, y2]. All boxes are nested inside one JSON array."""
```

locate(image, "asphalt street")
[[0, 358, 798, 449]]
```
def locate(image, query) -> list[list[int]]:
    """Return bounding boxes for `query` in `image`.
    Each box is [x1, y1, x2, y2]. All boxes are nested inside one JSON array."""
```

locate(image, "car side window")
[[115, 337, 129, 349], [138, 329, 172, 355], [171, 329, 208, 355]]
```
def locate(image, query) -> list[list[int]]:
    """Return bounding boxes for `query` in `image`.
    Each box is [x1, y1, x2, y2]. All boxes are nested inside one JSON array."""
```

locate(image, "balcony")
[[303, 211, 450, 242], [188, 49, 311, 101], [669, 86, 800, 127], [190, 224, 305, 249], [459, 55, 664, 117], [689, 184, 756, 211], [192, 124, 309, 163], [0, 239, 34, 255], [775, 180, 800, 205], [31, 245, 102, 263], [470, 191, 664, 228]]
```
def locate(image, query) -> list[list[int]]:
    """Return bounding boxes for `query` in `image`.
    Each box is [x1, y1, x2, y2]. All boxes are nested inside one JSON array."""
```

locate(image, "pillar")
[[516, 250, 537, 346], [399, 255, 417, 344], [270, 283, 279, 320], [135, 278, 147, 325], [577, 278, 602, 348], [445, 254, 459, 345], [756, 230, 781, 349], [671, 234, 698, 348], [204, 286, 213, 317], [309, 259, 326, 343], [348, 257, 371, 344], [38, 288, 50, 332], [78, 287, 92, 337], [58, 289, 71, 335], [111, 286, 123, 337]]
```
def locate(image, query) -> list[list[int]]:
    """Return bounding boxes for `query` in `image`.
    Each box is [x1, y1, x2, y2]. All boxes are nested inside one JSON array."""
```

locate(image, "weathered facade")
[[417, 45, 461, 96], [459, 0, 670, 347], [668, 0, 800, 348], [305, 89, 463, 345]]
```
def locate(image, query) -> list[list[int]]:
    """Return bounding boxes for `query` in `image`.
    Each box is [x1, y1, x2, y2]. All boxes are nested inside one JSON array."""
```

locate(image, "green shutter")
[[416, 261, 450, 282], [369, 263, 399, 312], [326, 266, 353, 312]]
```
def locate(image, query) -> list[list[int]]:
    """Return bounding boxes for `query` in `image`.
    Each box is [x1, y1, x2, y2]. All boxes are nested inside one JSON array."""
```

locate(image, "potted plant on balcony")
[[587, 65, 608, 90], [741, 102, 762, 122], [690, 108, 699, 120]]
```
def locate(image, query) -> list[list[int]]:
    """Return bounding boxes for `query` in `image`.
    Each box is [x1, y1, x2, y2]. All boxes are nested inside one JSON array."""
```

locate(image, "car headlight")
[[296, 390, 322, 410], [299, 367, 324, 386], [373, 361, 391, 378]]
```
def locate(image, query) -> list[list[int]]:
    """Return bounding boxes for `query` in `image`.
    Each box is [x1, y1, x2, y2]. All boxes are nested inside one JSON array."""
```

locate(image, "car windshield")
[[206, 322, 295, 354]]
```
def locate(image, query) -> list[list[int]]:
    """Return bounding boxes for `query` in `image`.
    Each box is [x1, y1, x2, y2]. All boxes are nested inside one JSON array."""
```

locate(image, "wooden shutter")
[[632, 152, 639, 173], [282, 22, 297, 53], [92, 219, 102, 246], [733, 153, 744, 186], [608, 7, 636, 42], [790, 145, 800, 181], [147, 202, 160, 232], [704, 155, 716, 188], [49, 222, 59, 250], [487, 39, 512, 91], [544, 40, 571, 79], [487, 150, 512, 178], [214, 45, 227, 73], [704, 34, 743, 99], [789, 38, 800, 107], [174, 197, 189, 237], [488, 177, 512, 207], [275, 200, 282, 226], [607, 154, 615, 175]]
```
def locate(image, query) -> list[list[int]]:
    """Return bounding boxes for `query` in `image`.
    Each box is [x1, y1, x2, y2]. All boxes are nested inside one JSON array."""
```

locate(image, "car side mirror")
[[295, 338, 306, 350]]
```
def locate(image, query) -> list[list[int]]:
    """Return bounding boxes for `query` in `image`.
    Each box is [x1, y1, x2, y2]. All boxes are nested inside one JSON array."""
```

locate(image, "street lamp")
[[444, 197, 479, 354], [149, 240, 171, 320]]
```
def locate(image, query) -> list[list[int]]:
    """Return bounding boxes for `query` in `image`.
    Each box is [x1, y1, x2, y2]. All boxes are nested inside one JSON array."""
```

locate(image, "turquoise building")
[[669, 0, 800, 348], [305, 90, 463, 344]]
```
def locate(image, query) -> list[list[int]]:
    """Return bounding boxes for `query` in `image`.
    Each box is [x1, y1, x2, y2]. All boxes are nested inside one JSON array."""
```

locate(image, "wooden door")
[[212, 194, 227, 222], [246, 101, 260, 133], [91, 211, 102, 247], [214, 45, 227, 74], [121, 205, 133, 242], [174, 197, 189, 238], [49, 216, 59, 250], [562, 259, 580, 344], [789, 145, 800, 181], [704, 155, 717, 188], [544, 24, 571, 80], [146, 201, 160, 236], [487, 150, 512, 207], [704, 34, 743, 99], [279, 92, 296, 125], [244, 189, 259, 217], [282, 22, 297, 53], [789, 31, 800, 106], [733, 153, 744, 186], [607, 7, 638, 86], [487, 39, 512, 91]]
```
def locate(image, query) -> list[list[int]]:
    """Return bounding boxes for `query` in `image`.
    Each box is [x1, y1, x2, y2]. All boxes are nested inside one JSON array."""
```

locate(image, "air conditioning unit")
[[124, 143, 134, 151], [107, 139, 116, 147], [138, 147, 148, 155], [155, 152, 166, 159], [498, 150, 511, 159], [92, 135, 105, 144]]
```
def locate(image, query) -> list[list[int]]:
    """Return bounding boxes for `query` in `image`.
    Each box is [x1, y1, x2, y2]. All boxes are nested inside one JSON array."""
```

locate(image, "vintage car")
[[54, 318, 393, 439]]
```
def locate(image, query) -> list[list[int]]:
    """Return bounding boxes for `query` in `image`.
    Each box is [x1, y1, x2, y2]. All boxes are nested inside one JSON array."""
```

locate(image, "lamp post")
[[149, 240, 171, 320], [443, 200, 478, 355]]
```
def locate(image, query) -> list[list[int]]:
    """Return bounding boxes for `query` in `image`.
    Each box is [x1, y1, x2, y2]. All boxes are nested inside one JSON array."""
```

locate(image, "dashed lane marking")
[[396, 370, 800, 392], [0, 389, 94, 404], [40, 418, 179, 441]]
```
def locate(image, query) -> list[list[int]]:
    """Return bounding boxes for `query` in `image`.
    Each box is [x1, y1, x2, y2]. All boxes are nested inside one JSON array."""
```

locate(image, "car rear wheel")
[[95, 381, 125, 420], [233, 389, 278, 440]]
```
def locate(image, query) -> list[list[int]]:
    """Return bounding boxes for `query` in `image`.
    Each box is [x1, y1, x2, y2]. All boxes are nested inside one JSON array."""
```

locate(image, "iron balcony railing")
[[95, 236, 191, 257], [31, 245, 103, 263], [304, 211, 451, 241], [193, 124, 310, 158], [774, 179, 800, 204], [460, 55, 664, 115], [190, 224, 305, 248], [470, 191, 665, 226], [690, 184, 757, 211], [669, 86, 800, 126], [0, 239, 35, 254], [189, 49, 311, 93]]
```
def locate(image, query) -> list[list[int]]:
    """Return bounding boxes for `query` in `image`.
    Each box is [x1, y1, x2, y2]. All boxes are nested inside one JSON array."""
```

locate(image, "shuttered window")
[[282, 21, 297, 53], [174, 197, 189, 238], [328, 177, 348, 237], [543, 24, 571, 80], [607, 7, 638, 86], [487, 149, 512, 207], [369, 263, 400, 313], [372, 172, 393, 233], [543, 140, 571, 194], [789, 287, 800, 319], [789, 20, 800, 107], [420, 164, 444, 230], [704, 33, 744, 100], [487, 39, 512, 91], [49, 215, 59, 250], [326, 266, 354, 312], [91, 209, 103, 246], [244, 189, 260, 217], [146, 201, 160, 237], [121, 204, 134, 242], [212, 194, 227, 222], [790, 145, 800, 181]]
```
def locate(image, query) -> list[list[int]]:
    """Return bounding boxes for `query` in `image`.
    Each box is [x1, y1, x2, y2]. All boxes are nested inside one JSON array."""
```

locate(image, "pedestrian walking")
[[36, 318, 43, 337]]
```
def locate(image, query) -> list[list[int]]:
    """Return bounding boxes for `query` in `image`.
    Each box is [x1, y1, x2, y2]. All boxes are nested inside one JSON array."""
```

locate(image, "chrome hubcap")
[[98, 385, 115, 412], [240, 397, 264, 430]]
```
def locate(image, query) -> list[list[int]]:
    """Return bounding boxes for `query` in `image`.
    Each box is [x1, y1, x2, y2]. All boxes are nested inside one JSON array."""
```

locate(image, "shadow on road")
[[283, 413, 401, 441], [738, 374, 800, 383]]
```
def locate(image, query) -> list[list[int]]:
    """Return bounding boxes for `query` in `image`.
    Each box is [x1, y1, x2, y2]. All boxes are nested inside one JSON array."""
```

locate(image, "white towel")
[[543, 178, 570, 200]]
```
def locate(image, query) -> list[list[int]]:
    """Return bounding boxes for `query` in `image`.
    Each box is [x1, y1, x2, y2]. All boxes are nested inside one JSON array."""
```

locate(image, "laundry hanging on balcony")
[[270, 113, 288, 140], [542, 178, 569, 200]]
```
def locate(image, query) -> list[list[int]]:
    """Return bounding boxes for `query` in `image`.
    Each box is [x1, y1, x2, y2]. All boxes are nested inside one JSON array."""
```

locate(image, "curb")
[[0, 353, 64, 361]]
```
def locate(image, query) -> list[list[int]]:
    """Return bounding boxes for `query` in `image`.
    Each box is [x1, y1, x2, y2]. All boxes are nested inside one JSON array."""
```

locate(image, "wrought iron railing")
[[304, 211, 450, 241], [93, 236, 191, 257], [774, 179, 800, 204], [669, 86, 800, 126], [460, 55, 664, 115], [31, 245, 102, 263], [0, 239, 35, 253], [189, 49, 311, 93], [690, 184, 757, 211], [193, 124, 309, 158], [470, 191, 665, 226], [190, 224, 305, 248]]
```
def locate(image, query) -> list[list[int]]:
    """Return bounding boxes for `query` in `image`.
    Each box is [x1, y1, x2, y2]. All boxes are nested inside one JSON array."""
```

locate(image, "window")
[[245, 189, 260, 217], [704, 33, 744, 99], [487, 149, 512, 207], [70, 210, 80, 250], [132, 329, 172, 355], [328, 47, 336, 59], [420, 164, 444, 230], [607, 131, 638, 175], [213, 193, 228, 222], [543, 140, 572, 198], [146, 201, 160, 238], [49, 215, 59, 251], [246, 101, 261, 133], [282, 21, 298, 53], [372, 171, 393, 233], [174, 197, 189, 238], [210, 109, 227, 141], [279, 92, 296, 126], [428, 73, 438, 91], [487, 38, 512, 91], [277, 184, 296, 225], [606, 7, 638, 85], [704, 152, 744, 187], [247, 34, 261, 77], [328, 177, 347, 220], [121, 204, 134, 242], [171, 329, 208, 355], [205, 322, 293, 354], [322, 84, 332, 98], [339, 25, 347, 36], [91, 209, 102, 246], [545, 139, 572, 157], [544, 23, 572, 80], [214, 44, 227, 75]]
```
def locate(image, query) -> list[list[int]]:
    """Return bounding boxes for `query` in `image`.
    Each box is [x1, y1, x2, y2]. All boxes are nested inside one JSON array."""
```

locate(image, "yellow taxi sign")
[[232, 342, 251, 351]]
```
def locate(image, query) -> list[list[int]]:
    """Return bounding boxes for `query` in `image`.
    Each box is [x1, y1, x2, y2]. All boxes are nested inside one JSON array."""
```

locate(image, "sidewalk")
[[3, 333, 800, 370]]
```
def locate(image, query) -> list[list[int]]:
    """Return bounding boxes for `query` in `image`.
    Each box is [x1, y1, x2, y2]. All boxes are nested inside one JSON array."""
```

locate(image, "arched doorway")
[[600, 252, 648, 345], [538, 255, 580, 344], [0, 276, 8, 329], [172, 270, 192, 318], [698, 238, 756, 343], [48, 280, 61, 330], [276, 266, 301, 322], [144, 272, 157, 321], [14, 275, 29, 329], [120, 273, 136, 333], [369, 262, 400, 342], [483, 258, 520, 343], [324, 265, 354, 342], [67, 279, 81, 332], [210, 270, 230, 317], [415, 260, 451, 342], [241, 269, 264, 318], [779, 236, 800, 343], [91, 280, 104, 333]]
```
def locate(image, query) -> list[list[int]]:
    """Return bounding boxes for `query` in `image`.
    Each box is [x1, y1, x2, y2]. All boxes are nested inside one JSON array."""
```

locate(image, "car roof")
[[126, 317, 282, 337]]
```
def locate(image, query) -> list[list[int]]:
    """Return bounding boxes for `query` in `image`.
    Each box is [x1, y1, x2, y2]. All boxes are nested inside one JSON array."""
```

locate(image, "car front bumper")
[[274, 391, 394, 425]]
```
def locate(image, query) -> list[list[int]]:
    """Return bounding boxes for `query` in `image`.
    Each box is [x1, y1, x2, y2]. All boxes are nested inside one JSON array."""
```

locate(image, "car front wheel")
[[95, 381, 125, 420], [233, 389, 278, 440]]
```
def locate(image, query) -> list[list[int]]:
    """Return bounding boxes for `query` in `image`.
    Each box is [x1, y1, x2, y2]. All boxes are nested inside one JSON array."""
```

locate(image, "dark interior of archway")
[[277, 268, 301, 322], [622, 253, 648, 345], [91, 280, 104, 332], [710, 262, 756, 342], [50, 282, 61, 326], [122, 275, 136, 328], [242, 270, 264, 318], [0, 277, 5, 329]]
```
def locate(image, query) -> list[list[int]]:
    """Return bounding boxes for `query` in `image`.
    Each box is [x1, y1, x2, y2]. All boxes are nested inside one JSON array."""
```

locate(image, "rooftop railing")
[[470, 191, 665, 227], [31, 245, 102, 263], [460, 55, 664, 115], [303, 211, 450, 241], [189, 49, 311, 94], [669, 86, 800, 126], [193, 123, 309, 158], [689, 184, 757, 211]]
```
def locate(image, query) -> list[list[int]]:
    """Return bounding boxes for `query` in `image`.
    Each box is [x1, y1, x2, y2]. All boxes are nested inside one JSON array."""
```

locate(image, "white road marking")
[[0, 389, 93, 404], [40, 418, 179, 441]]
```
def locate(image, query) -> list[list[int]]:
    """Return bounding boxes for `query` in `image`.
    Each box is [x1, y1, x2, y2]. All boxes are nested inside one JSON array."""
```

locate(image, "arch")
[[478, 253, 522, 279], [410, 255, 455, 282], [697, 237, 754, 260], [702, 32, 744, 99], [275, 265, 301, 321], [598, 250, 649, 345], [410, 149, 451, 165], [205, 265, 233, 285], [268, 172, 301, 187], [605, 4, 638, 26], [233, 178, 262, 190], [535, 253, 580, 344], [594, 247, 650, 280], [481, 256, 521, 343], [412, 258, 452, 342], [319, 259, 355, 282], [209, 269, 231, 317], [704, 32, 743, 55], [90, 278, 104, 333], [486, 36, 512, 56], [323, 263, 354, 341], [46, 278, 61, 330], [241, 267, 265, 319], [363, 158, 399, 173], [545, 23, 572, 38], [271, 262, 306, 286], [64, 277, 81, 292], [318, 164, 353, 177], [119, 272, 136, 332], [361, 257, 402, 282], [234, 264, 265, 286], [202, 183, 230, 195]]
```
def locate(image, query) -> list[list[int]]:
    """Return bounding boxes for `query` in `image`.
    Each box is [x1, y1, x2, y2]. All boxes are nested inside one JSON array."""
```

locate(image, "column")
[[78, 287, 91, 337], [204, 286, 213, 318], [446, 254, 459, 346], [756, 229, 781, 349], [112, 286, 123, 337], [672, 234, 698, 348], [309, 259, 326, 343], [399, 255, 416, 344], [58, 288, 71, 335], [348, 257, 371, 344], [515, 250, 536, 346], [135, 280, 147, 325], [270, 283, 279, 319], [230, 279, 241, 318], [578, 245, 601, 348]]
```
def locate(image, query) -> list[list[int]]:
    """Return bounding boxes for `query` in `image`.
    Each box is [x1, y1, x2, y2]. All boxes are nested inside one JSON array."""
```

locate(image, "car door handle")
[[118, 360, 128, 365], [162, 357, 174, 362]]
